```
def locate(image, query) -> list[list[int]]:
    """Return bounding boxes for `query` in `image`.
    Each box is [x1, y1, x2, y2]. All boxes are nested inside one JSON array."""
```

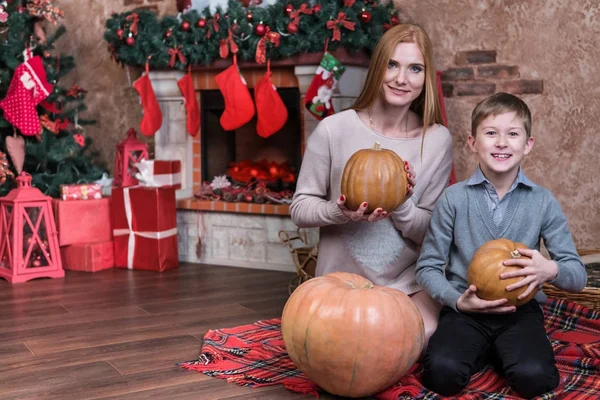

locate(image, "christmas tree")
[[0, 0, 106, 197]]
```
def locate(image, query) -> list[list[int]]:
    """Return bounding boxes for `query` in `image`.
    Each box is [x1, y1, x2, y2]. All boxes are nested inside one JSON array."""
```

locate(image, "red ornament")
[[116, 28, 124, 38], [0, 173, 64, 283], [287, 21, 298, 34], [360, 10, 372, 23], [391, 15, 400, 25], [247, 11, 253, 22], [269, 166, 279, 176], [181, 21, 191, 31], [284, 4, 294, 15], [164, 29, 173, 38], [197, 18, 207, 28], [125, 36, 135, 46], [254, 22, 266, 36], [313, 4, 321, 13]]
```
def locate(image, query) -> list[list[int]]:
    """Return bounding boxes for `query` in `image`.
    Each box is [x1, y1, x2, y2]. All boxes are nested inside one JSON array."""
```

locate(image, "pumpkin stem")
[[372, 142, 381, 151], [510, 250, 521, 258]]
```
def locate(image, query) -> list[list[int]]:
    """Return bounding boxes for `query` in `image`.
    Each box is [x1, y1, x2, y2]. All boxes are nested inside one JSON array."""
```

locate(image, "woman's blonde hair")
[[351, 24, 443, 149]]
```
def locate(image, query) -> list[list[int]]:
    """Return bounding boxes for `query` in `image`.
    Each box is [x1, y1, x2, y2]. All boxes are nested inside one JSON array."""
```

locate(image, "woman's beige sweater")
[[290, 109, 453, 294]]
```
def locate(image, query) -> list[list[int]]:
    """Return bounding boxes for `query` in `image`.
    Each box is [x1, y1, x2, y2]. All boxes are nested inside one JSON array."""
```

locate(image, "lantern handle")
[[126, 128, 138, 138], [16, 172, 32, 187]]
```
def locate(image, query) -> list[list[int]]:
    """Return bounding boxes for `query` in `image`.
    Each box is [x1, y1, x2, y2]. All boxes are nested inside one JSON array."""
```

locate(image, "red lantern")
[[0, 173, 64, 283], [113, 128, 149, 187]]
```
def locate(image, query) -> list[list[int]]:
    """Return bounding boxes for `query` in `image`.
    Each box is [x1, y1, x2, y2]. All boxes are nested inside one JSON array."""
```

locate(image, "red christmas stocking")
[[177, 70, 200, 137], [215, 57, 254, 131], [304, 52, 345, 120], [255, 66, 287, 138], [0, 54, 53, 136], [133, 63, 163, 137]]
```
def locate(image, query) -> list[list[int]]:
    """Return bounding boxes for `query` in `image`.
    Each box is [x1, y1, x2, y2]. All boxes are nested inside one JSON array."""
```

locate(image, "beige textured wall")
[[50, 0, 177, 170], [396, 0, 600, 249], [49, 0, 598, 249]]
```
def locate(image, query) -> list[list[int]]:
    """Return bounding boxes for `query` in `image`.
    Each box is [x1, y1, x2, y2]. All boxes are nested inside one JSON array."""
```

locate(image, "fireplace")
[[200, 88, 302, 189], [147, 51, 369, 271]]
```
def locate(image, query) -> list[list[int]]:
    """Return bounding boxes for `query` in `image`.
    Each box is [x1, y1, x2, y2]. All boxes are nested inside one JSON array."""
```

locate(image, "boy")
[[415, 92, 587, 398]]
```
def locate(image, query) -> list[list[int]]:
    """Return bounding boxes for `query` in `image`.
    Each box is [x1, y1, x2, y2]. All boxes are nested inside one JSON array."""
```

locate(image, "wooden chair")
[[279, 229, 317, 294]]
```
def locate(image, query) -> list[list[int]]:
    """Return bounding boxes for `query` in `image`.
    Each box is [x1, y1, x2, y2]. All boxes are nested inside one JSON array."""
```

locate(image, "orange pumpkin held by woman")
[[281, 272, 424, 398], [341, 142, 408, 214], [468, 238, 538, 307]]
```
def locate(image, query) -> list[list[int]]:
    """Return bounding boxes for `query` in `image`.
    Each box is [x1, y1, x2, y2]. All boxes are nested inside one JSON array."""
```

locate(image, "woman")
[[290, 24, 454, 343]]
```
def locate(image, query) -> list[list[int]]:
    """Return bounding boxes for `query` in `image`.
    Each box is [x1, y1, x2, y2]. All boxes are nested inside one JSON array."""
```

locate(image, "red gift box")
[[53, 198, 112, 246], [61, 241, 114, 272], [111, 186, 178, 271], [60, 183, 103, 201], [138, 160, 182, 189]]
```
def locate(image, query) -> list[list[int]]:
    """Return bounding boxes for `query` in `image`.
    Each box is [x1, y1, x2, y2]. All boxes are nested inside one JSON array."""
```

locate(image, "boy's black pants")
[[422, 301, 559, 399]]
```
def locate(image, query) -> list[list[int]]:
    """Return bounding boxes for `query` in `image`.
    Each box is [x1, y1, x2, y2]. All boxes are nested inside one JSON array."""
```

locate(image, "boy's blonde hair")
[[471, 92, 532, 137]]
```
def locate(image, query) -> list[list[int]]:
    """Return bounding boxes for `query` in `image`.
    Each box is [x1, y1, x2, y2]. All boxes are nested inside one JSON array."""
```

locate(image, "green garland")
[[104, 0, 399, 69]]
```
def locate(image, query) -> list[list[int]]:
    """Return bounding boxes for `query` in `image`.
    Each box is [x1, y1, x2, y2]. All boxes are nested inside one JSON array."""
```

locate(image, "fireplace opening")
[[200, 88, 302, 193]]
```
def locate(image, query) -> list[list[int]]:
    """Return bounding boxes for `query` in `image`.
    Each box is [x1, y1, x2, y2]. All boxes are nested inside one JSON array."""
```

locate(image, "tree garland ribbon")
[[289, 4, 313, 26], [327, 12, 355, 42], [255, 28, 281, 64], [219, 28, 239, 59], [125, 13, 139, 36], [168, 46, 187, 67]]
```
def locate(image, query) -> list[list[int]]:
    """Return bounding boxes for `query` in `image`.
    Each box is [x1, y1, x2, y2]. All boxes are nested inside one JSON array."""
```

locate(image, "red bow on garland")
[[326, 12, 355, 42], [289, 4, 313, 26], [206, 13, 221, 39], [220, 28, 239, 59], [255, 28, 281, 64], [125, 13, 139, 36], [168, 46, 187, 67]]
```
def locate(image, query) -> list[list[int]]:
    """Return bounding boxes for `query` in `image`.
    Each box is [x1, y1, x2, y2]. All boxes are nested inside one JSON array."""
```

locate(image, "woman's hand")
[[405, 161, 416, 200], [336, 196, 389, 222], [456, 285, 516, 314], [501, 248, 559, 301]]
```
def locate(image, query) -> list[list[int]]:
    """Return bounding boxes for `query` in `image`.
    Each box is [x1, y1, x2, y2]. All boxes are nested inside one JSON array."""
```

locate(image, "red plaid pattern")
[[180, 299, 600, 399]]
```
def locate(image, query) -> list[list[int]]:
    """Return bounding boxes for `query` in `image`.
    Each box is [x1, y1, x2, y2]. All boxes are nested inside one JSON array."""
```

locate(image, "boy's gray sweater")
[[415, 180, 587, 311]]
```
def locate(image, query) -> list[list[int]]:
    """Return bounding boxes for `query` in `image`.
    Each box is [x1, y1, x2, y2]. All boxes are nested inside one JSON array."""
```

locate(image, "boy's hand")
[[404, 161, 417, 201], [336, 196, 389, 223], [457, 285, 517, 314], [500, 248, 559, 300]]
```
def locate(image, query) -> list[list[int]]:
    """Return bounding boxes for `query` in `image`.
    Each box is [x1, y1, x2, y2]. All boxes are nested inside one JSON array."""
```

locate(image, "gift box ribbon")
[[112, 187, 177, 269]]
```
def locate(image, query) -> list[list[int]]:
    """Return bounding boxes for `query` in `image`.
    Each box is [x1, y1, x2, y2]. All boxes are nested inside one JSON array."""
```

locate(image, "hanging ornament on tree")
[[164, 28, 173, 38], [287, 21, 298, 34], [116, 28, 124, 38], [181, 20, 191, 31], [231, 20, 240, 34], [313, 4, 321, 13], [391, 14, 400, 25], [247, 11, 253, 22], [360, 9, 371, 23], [5, 134, 24, 175], [0, 49, 54, 137], [284, 4, 293, 15], [125, 35, 135, 46], [0, 150, 14, 185], [197, 18, 206, 28], [255, 22, 266, 36]]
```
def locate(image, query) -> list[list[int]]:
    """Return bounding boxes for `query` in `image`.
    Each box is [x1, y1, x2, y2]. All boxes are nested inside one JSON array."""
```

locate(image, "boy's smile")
[[468, 112, 534, 184]]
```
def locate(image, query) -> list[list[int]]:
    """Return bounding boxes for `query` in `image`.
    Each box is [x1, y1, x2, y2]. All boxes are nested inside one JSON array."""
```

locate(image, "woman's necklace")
[[368, 108, 409, 138]]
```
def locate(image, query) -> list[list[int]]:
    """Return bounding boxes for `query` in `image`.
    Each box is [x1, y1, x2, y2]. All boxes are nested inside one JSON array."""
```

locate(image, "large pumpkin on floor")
[[281, 272, 424, 398], [468, 238, 537, 307], [340, 142, 408, 214]]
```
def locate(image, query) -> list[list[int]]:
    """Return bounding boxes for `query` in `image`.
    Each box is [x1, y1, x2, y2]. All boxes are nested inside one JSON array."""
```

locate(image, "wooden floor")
[[0, 263, 346, 400]]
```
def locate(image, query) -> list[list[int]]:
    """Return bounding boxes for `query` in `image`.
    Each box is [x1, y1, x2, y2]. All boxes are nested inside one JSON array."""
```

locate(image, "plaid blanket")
[[180, 299, 600, 399]]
